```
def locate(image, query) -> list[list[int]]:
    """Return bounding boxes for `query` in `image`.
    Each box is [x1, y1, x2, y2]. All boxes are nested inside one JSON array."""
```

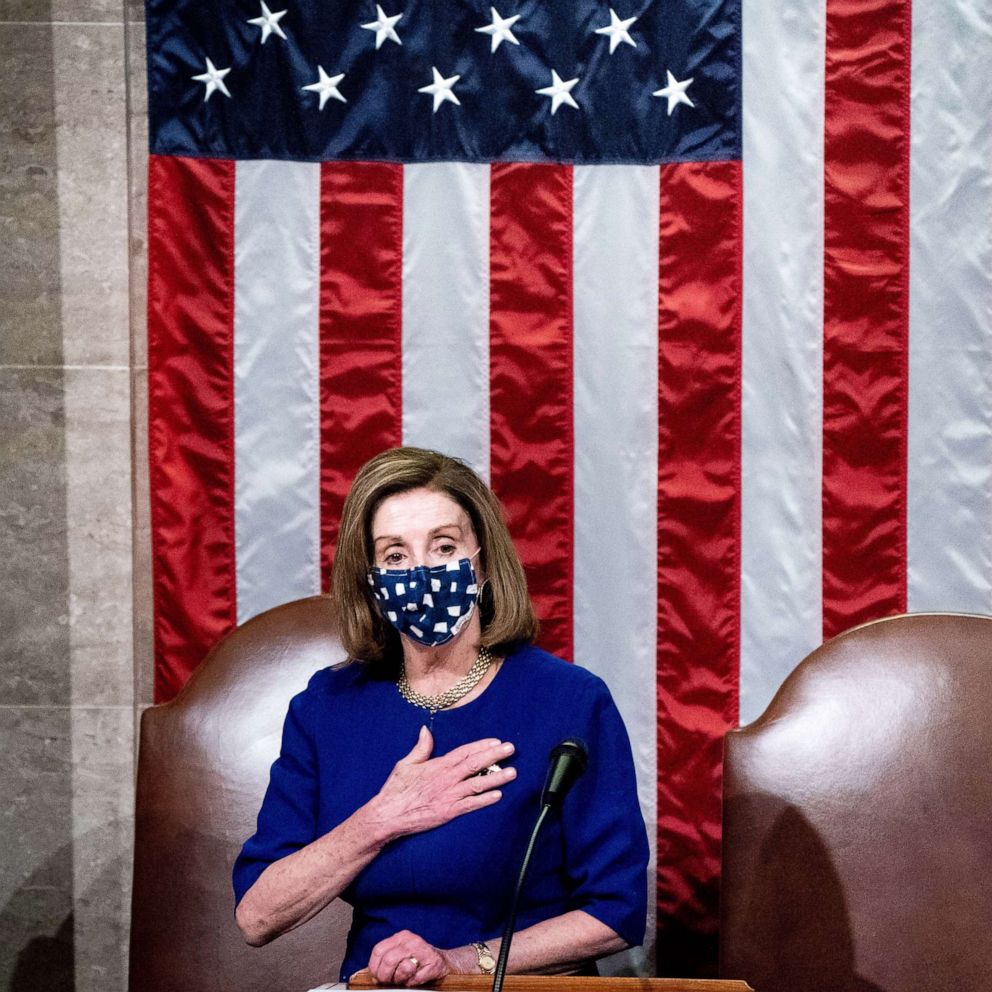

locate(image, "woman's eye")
[[436, 543, 457, 556], [384, 551, 404, 565]]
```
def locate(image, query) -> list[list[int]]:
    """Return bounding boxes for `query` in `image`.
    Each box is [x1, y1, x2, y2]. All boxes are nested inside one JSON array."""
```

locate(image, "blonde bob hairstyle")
[[331, 447, 538, 664]]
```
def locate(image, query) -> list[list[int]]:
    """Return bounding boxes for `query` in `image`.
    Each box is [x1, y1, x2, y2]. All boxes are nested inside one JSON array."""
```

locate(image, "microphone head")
[[542, 737, 589, 809], [549, 737, 589, 772]]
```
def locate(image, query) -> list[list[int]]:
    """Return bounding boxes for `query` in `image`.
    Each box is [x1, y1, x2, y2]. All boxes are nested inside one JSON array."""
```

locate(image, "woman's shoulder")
[[293, 659, 384, 709], [504, 642, 611, 697]]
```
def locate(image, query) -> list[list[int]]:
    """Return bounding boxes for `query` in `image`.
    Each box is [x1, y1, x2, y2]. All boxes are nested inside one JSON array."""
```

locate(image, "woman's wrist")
[[350, 795, 403, 848], [444, 943, 488, 975]]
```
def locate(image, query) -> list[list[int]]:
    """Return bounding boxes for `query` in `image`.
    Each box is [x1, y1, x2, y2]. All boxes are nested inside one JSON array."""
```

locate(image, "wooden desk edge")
[[346, 971, 754, 991]]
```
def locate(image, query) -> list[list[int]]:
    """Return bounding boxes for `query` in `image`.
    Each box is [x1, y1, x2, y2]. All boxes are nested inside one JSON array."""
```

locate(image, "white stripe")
[[402, 163, 490, 482], [234, 161, 321, 623], [572, 165, 659, 977], [907, 3, 992, 613], [739, 3, 827, 724]]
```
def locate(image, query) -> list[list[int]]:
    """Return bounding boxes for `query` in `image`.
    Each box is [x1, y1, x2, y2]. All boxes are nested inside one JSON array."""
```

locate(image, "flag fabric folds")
[[144, 0, 992, 976]]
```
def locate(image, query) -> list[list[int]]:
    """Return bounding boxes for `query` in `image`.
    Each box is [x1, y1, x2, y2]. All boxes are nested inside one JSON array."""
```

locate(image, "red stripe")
[[656, 160, 742, 975], [488, 163, 574, 661], [147, 155, 237, 702], [822, 0, 911, 637], [319, 162, 404, 585]]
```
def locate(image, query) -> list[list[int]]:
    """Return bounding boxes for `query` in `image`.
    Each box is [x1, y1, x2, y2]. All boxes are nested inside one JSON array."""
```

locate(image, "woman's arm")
[[235, 797, 391, 946], [366, 910, 627, 986], [236, 727, 516, 946], [477, 910, 627, 974]]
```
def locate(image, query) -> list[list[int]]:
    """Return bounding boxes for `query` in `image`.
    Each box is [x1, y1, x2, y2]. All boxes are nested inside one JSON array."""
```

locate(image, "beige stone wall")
[[0, 0, 149, 988]]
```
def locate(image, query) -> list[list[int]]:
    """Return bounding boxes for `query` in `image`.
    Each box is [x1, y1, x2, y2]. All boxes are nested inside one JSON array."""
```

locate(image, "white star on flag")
[[536, 69, 580, 115], [475, 7, 521, 53], [594, 8, 637, 53], [653, 70, 695, 114], [247, 1, 287, 44], [417, 66, 461, 112], [361, 5, 403, 49], [192, 58, 232, 101], [302, 66, 347, 110]]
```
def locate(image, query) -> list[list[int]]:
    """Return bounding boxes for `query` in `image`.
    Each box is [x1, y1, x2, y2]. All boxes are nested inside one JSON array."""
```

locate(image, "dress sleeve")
[[232, 685, 319, 907], [560, 676, 649, 947]]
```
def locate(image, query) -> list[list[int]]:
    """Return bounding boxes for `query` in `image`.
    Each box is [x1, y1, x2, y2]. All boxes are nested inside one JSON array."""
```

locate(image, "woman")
[[233, 447, 648, 986]]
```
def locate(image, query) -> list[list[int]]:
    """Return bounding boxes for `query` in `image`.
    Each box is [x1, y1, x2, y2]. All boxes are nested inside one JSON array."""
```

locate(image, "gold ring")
[[409, 957, 420, 970]]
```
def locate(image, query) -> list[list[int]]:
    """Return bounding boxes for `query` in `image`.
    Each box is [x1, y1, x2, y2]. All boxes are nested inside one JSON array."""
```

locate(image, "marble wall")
[[0, 1, 147, 989]]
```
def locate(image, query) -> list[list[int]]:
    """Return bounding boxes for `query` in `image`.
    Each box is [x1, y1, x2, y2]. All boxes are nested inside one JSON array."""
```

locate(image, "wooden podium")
[[348, 971, 753, 990]]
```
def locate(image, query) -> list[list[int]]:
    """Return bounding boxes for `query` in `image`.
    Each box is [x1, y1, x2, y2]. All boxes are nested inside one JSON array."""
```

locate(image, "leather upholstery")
[[720, 613, 992, 992], [129, 596, 352, 992]]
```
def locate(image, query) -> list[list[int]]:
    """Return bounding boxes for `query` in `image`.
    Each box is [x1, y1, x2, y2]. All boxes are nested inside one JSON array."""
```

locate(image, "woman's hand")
[[367, 929, 472, 987], [367, 726, 516, 839]]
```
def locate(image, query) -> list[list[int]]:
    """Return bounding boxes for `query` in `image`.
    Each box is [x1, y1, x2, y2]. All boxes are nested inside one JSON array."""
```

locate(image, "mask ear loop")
[[464, 546, 485, 587], [452, 550, 487, 639], [475, 568, 492, 638], [469, 547, 488, 598]]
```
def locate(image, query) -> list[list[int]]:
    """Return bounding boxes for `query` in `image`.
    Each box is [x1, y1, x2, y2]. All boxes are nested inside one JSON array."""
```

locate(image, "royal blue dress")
[[233, 643, 649, 981]]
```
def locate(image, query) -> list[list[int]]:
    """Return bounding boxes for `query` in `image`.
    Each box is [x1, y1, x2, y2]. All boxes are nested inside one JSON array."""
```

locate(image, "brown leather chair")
[[129, 596, 352, 992], [721, 613, 992, 992]]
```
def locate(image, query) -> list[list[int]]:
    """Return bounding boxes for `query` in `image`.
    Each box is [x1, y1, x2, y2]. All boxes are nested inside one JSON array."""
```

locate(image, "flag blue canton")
[[146, 0, 740, 164]]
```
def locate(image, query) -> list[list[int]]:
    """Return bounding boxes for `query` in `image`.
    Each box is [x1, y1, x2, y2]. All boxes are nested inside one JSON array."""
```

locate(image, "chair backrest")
[[721, 613, 992, 992], [129, 596, 352, 992]]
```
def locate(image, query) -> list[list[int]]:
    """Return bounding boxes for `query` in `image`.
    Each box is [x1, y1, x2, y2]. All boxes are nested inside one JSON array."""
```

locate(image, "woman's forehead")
[[371, 487, 472, 541]]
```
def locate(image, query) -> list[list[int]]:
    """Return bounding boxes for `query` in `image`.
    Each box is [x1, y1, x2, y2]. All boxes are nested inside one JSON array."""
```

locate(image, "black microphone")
[[491, 738, 590, 992], [541, 737, 589, 810]]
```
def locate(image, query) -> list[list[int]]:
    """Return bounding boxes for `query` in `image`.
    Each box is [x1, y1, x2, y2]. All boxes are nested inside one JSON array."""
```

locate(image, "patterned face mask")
[[368, 552, 481, 647]]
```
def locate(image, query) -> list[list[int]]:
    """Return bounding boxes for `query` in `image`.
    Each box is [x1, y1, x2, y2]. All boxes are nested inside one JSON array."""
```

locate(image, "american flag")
[[145, 0, 992, 976]]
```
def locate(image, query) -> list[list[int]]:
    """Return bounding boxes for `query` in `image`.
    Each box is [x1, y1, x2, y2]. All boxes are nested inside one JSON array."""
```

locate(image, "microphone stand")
[[491, 804, 551, 992], [491, 738, 586, 992]]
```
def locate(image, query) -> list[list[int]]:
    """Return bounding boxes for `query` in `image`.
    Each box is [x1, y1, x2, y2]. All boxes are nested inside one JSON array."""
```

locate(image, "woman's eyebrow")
[[372, 534, 403, 547], [373, 524, 465, 547]]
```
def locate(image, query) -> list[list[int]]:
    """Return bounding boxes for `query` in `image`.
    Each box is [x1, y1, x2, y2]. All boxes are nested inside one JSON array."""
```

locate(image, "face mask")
[[368, 552, 482, 647]]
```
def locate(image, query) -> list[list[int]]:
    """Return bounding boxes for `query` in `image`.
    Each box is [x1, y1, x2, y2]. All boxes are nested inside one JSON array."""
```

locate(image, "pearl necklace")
[[397, 645, 494, 714]]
